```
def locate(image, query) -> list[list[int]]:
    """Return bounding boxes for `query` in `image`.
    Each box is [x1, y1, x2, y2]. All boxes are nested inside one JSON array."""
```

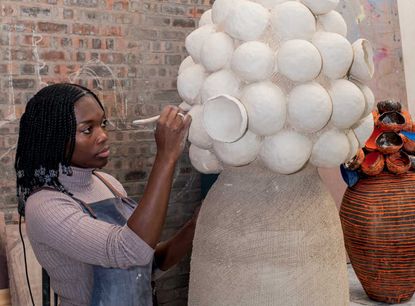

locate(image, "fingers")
[[159, 105, 173, 124], [157, 105, 192, 135]]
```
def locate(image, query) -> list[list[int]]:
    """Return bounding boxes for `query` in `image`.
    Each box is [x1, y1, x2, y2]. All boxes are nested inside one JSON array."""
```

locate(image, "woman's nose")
[[96, 127, 108, 144]]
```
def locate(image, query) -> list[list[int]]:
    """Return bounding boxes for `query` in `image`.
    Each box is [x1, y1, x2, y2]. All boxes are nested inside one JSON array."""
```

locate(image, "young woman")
[[14, 83, 196, 306]]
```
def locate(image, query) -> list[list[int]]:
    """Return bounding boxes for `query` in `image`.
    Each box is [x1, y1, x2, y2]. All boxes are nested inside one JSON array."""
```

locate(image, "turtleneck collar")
[[59, 166, 95, 192]]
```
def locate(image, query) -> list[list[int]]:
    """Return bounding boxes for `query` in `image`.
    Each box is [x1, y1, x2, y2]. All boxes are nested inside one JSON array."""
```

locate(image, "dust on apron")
[[72, 171, 155, 306]]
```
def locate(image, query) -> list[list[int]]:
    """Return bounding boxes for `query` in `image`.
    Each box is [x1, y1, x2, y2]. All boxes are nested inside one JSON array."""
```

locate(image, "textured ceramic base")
[[189, 161, 349, 306], [341, 171, 415, 304]]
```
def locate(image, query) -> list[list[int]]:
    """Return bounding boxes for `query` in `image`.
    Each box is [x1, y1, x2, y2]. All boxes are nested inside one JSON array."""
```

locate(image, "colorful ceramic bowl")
[[377, 111, 406, 132], [386, 151, 411, 174], [344, 148, 365, 171], [361, 151, 385, 176], [377, 100, 402, 114], [376, 131, 403, 154]]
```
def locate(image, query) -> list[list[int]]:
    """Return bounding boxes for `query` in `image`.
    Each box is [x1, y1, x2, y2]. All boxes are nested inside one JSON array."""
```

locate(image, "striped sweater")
[[25, 167, 154, 306]]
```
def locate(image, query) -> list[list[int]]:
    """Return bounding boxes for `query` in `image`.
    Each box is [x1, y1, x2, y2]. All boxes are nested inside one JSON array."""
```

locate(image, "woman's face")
[[70, 95, 110, 169]]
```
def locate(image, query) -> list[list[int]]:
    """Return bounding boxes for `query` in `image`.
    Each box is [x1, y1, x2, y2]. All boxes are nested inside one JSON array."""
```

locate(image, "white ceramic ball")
[[224, 0, 270, 41], [260, 130, 312, 174], [312, 31, 353, 79], [200, 32, 234, 72], [300, 0, 339, 15], [353, 113, 374, 148], [189, 144, 223, 174], [231, 41, 275, 82], [213, 130, 262, 166], [328, 79, 365, 129], [179, 101, 192, 112], [188, 105, 213, 149], [250, 0, 293, 9], [277, 39, 322, 82], [185, 24, 216, 63], [288, 82, 332, 133], [212, 0, 236, 25], [311, 128, 350, 167], [199, 9, 213, 26], [353, 81, 375, 118], [178, 56, 195, 75], [201, 69, 241, 104], [177, 64, 206, 104], [317, 10, 347, 37], [271, 2, 316, 41], [345, 130, 359, 161], [241, 81, 286, 136]]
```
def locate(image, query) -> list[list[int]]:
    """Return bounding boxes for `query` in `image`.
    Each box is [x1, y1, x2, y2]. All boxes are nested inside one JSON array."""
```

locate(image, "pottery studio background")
[[0, 0, 410, 305]]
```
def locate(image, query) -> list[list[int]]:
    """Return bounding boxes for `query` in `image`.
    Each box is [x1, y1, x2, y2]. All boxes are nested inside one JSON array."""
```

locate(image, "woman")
[[14, 83, 195, 306]]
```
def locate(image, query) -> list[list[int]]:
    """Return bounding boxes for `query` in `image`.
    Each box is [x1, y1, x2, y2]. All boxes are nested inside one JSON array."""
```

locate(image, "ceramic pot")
[[189, 161, 349, 306], [340, 171, 415, 303]]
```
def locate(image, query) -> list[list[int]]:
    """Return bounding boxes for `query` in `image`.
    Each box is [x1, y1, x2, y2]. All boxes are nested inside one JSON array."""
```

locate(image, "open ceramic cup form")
[[386, 151, 411, 175], [377, 100, 402, 114], [375, 131, 403, 154], [361, 151, 385, 176], [203, 94, 248, 143], [349, 39, 375, 82], [365, 126, 383, 151], [344, 148, 365, 171], [377, 111, 406, 132]]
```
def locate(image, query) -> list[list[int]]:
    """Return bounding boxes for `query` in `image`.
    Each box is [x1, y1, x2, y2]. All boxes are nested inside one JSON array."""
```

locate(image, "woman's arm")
[[127, 106, 191, 248], [154, 207, 200, 271]]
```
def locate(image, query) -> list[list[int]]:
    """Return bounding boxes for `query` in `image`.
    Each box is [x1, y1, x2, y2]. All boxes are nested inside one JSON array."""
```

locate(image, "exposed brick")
[[41, 50, 65, 61], [21, 7, 51, 18], [38, 22, 68, 33], [63, 8, 74, 19], [11, 79, 35, 89], [72, 23, 99, 35], [172, 18, 195, 28], [63, 0, 98, 8], [92, 38, 101, 49]]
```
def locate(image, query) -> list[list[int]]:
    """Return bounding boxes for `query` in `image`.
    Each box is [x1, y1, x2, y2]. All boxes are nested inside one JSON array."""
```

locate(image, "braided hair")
[[15, 83, 105, 216]]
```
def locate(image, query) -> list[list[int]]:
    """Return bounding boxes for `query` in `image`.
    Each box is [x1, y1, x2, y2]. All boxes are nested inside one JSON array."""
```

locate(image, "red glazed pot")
[[340, 171, 415, 303]]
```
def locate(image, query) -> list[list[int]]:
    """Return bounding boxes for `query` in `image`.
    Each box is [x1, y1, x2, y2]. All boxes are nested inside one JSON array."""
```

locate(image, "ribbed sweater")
[[25, 167, 154, 306]]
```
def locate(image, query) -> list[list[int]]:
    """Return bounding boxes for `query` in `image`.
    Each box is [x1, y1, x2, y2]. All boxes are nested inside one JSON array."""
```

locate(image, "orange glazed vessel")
[[340, 171, 415, 304]]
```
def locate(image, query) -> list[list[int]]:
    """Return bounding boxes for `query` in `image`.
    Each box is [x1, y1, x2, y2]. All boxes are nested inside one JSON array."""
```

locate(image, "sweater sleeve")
[[25, 190, 154, 269]]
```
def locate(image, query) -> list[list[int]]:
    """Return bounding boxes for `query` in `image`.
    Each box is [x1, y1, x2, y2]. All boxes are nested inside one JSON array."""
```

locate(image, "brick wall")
[[0, 0, 211, 304]]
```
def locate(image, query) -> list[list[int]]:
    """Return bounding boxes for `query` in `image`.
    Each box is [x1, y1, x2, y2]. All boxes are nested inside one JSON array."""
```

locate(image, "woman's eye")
[[81, 127, 91, 134], [101, 119, 108, 128]]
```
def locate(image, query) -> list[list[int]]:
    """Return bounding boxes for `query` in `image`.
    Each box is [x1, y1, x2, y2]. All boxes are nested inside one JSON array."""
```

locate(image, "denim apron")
[[72, 172, 155, 306]]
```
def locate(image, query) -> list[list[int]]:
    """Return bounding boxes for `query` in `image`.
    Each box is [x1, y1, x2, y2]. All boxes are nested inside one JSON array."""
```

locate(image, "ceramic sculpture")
[[178, 0, 375, 305], [340, 101, 415, 303]]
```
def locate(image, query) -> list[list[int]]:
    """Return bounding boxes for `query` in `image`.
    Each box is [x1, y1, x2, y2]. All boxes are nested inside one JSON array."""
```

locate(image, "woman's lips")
[[96, 148, 110, 158]]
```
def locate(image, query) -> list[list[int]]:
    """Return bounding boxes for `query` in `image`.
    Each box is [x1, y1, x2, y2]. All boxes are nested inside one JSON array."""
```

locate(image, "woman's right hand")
[[155, 105, 192, 164]]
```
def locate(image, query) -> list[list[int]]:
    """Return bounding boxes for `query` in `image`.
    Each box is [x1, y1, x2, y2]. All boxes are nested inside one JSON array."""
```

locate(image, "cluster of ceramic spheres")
[[178, 0, 375, 175]]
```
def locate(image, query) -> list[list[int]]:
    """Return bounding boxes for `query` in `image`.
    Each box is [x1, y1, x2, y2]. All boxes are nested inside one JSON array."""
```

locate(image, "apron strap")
[[93, 171, 125, 199]]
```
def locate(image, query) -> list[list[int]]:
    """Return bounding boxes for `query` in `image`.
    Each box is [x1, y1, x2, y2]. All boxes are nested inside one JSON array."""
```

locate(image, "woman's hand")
[[155, 105, 192, 164]]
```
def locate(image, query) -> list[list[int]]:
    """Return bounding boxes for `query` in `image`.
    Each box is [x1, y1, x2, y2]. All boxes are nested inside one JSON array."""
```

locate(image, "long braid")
[[15, 83, 105, 216]]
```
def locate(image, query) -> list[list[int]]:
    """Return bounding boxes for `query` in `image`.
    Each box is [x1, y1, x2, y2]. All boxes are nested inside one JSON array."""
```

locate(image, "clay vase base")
[[190, 161, 349, 306]]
